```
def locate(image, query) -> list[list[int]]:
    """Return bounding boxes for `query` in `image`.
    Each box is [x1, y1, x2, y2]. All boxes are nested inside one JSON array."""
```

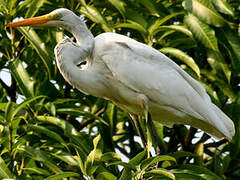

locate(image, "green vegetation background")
[[0, 0, 240, 179]]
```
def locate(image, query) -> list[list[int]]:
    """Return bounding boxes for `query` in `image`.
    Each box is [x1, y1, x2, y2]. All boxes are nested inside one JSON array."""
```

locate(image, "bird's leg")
[[129, 114, 147, 149], [137, 94, 162, 155]]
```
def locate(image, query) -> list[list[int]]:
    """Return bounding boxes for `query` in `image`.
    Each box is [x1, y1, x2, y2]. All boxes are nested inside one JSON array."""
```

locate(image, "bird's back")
[[93, 32, 235, 140]]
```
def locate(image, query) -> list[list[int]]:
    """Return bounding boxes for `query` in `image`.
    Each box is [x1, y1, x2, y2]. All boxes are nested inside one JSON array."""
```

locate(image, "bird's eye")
[[77, 61, 87, 69]]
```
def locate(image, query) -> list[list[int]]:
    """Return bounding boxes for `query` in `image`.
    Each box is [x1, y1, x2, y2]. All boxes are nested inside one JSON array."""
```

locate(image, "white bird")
[[7, 8, 235, 140]]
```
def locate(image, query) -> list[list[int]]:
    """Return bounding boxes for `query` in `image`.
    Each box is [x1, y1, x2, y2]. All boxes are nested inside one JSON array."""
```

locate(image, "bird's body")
[[7, 8, 235, 140]]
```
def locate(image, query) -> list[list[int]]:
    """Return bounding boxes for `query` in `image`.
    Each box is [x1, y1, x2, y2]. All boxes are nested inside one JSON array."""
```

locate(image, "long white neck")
[[55, 19, 96, 94], [71, 22, 94, 53]]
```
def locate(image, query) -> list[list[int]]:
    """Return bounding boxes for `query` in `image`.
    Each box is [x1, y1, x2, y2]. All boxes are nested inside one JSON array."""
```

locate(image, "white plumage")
[[7, 8, 235, 140]]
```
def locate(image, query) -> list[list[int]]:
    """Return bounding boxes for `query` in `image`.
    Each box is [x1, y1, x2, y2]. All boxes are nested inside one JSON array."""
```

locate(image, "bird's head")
[[6, 8, 82, 29]]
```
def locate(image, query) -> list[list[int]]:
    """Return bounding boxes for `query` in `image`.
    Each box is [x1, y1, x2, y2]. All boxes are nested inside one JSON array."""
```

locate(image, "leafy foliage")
[[0, 0, 240, 179]]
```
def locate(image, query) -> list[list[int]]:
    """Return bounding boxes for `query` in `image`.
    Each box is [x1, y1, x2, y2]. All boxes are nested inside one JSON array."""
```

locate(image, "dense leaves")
[[0, 0, 240, 179]]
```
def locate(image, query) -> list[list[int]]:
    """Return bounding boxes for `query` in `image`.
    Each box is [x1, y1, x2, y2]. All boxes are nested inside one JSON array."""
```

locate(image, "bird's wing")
[[95, 33, 233, 139], [96, 33, 210, 104]]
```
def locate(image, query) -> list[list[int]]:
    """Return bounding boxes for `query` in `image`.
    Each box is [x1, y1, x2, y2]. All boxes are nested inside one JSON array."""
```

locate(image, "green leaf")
[[219, 29, 240, 71], [100, 152, 121, 162], [45, 102, 56, 116], [57, 108, 108, 126], [17, 146, 62, 173], [171, 169, 205, 179], [140, 155, 176, 172], [5, 101, 15, 123], [207, 50, 231, 82], [36, 115, 90, 156], [212, 0, 234, 16], [184, 0, 227, 27], [51, 152, 78, 166], [144, 168, 175, 180], [80, 5, 113, 32], [108, 161, 136, 170], [124, 8, 148, 28], [160, 47, 200, 76], [0, 0, 8, 12], [25, 0, 47, 18], [107, 0, 126, 18], [138, 0, 160, 17], [23, 167, 51, 176], [184, 14, 219, 52], [0, 156, 14, 179], [13, 96, 45, 118], [115, 21, 147, 35], [28, 125, 65, 144], [96, 172, 117, 180], [158, 25, 193, 38], [119, 151, 147, 180], [171, 164, 222, 180], [85, 135, 102, 175], [148, 12, 184, 36], [17, 27, 52, 79], [9, 59, 34, 98], [36, 116, 79, 136], [45, 172, 79, 180]]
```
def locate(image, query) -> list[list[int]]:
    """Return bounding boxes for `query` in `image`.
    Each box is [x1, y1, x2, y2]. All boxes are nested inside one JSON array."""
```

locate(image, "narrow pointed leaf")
[[107, 0, 126, 18], [138, 0, 160, 17], [159, 25, 193, 38], [25, 0, 47, 18], [119, 151, 147, 180], [36, 115, 90, 155], [184, 14, 219, 52], [17, 146, 62, 173], [115, 22, 147, 35], [18, 27, 52, 79], [0, 156, 14, 179], [80, 5, 113, 32], [149, 12, 184, 36], [212, 0, 234, 16], [96, 172, 117, 180], [184, 0, 227, 27], [13, 96, 45, 117], [5, 101, 15, 123], [144, 168, 175, 180], [141, 155, 176, 171], [28, 125, 65, 144], [57, 108, 108, 126], [9, 59, 34, 98], [51, 152, 79, 166], [160, 47, 200, 76]]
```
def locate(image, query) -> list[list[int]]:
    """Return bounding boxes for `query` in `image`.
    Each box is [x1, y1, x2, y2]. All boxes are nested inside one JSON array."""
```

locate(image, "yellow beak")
[[6, 14, 59, 27]]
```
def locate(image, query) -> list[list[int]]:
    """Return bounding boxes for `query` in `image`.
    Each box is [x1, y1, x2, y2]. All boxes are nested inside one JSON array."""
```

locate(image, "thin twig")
[[129, 114, 147, 149]]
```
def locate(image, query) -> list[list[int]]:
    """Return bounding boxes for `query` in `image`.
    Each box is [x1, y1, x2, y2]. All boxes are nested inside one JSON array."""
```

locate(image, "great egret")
[[7, 8, 235, 140]]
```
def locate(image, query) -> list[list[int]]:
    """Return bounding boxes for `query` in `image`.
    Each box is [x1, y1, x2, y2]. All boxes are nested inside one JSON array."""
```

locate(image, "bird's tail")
[[210, 103, 235, 140]]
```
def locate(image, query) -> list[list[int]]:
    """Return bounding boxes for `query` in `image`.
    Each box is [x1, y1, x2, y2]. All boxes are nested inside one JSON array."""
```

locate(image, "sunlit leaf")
[[9, 58, 34, 98], [212, 0, 235, 16], [184, 14, 219, 52], [144, 168, 175, 180], [0, 156, 14, 179], [17, 27, 52, 79], [149, 12, 184, 36], [80, 5, 113, 32], [184, 0, 227, 27], [160, 47, 200, 76]]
